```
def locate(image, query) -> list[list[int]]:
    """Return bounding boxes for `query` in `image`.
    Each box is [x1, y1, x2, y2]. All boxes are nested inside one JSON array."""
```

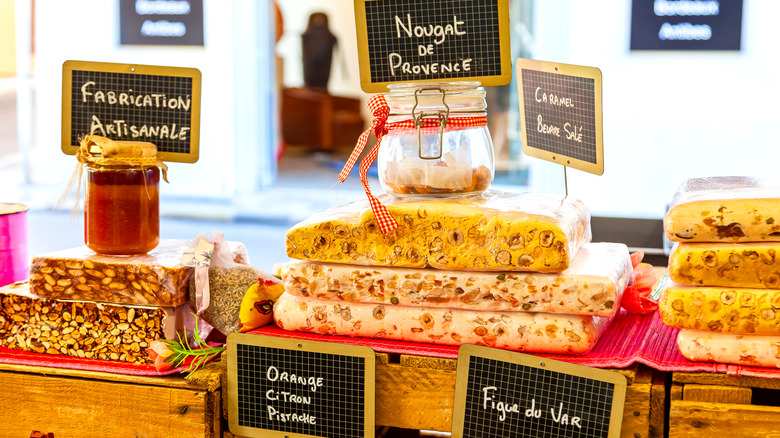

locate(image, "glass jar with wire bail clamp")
[[80, 136, 168, 255], [378, 81, 494, 197]]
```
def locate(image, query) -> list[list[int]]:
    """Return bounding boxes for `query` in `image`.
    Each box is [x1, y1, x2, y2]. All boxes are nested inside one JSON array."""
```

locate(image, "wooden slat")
[[671, 383, 683, 401], [375, 357, 457, 431], [649, 372, 667, 438], [683, 384, 752, 404], [670, 399, 780, 437], [0, 369, 211, 437], [620, 367, 653, 438], [0, 361, 197, 389], [673, 372, 780, 391]]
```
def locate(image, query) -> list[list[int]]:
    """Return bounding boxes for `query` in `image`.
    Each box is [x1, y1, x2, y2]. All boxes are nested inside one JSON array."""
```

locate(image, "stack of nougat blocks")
[[0, 240, 246, 364], [277, 191, 633, 355], [662, 177, 780, 368]]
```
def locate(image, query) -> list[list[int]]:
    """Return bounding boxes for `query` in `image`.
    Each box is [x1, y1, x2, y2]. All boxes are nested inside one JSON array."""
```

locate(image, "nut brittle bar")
[[286, 190, 591, 273], [29, 239, 248, 306], [0, 281, 185, 364], [283, 242, 631, 316]]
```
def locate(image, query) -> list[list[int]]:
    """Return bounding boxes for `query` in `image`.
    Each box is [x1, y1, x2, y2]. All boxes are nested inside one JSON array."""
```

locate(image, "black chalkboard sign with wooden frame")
[[451, 344, 626, 438], [516, 58, 603, 175], [227, 333, 376, 438], [354, 0, 512, 93], [62, 60, 201, 163]]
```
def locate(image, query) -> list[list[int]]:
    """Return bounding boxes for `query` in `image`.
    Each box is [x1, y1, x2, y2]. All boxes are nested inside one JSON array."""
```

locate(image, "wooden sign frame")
[[227, 333, 376, 438], [451, 344, 626, 438], [354, 0, 512, 93], [516, 58, 604, 175], [62, 60, 201, 163]]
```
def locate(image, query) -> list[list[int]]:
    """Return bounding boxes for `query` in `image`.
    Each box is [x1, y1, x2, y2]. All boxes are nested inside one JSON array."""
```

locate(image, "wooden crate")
[[0, 361, 224, 437], [670, 372, 780, 437], [224, 353, 666, 438]]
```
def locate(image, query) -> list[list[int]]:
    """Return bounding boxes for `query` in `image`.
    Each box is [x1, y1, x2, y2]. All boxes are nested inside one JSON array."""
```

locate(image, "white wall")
[[531, 0, 780, 218], [30, 0, 275, 199]]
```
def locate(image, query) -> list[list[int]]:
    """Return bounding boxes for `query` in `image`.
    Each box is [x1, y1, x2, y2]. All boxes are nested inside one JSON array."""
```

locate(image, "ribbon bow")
[[338, 95, 489, 234], [338, 95, 398, 234]]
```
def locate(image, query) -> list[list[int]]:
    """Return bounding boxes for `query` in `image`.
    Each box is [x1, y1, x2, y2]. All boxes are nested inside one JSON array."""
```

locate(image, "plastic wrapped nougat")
[[677, 329, 780, 368], [283, 242, 631, 316], [273, 293, 611, 355], [669, 242, 780, 288], [0, 281, 186, 364], [659, 282, 780, 334], [286, 190, 591, 273], [665, 177, 780, 243]]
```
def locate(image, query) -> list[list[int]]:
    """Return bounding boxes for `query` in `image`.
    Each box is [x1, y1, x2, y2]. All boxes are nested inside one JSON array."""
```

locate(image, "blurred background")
[[1, 0, 778, 271]]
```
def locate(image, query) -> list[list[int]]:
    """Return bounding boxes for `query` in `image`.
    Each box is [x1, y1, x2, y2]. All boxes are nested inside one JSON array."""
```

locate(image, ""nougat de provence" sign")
[[354, 0, 511, 92]]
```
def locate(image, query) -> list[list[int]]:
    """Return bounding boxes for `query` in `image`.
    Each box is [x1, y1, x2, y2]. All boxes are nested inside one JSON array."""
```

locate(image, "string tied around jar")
[[338, 93, 488, 234], [58, 135, 169, 214]]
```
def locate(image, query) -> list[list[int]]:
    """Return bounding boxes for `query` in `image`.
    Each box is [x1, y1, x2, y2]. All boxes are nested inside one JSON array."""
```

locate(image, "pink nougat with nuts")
[[677, 329, 780, 368], [273, 293, 612, 355], [283, 242, 631, 317]]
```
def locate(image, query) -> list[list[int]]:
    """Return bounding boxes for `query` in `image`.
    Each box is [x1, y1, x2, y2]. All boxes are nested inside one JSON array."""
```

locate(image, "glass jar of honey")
[[80, 136, 166, 255], [378, 81, 495, 197]]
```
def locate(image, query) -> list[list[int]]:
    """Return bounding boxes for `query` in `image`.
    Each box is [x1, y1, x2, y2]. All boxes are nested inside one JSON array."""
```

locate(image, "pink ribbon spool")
[[0, 203, 29, 287]]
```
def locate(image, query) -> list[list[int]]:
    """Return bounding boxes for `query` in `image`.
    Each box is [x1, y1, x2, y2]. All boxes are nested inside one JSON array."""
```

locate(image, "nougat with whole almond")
[[664, 176, 780, 243], [659, 282, 780, 334], [669, 242, 780, 288], [283, 242, 630, 316], [285, 190, 591, 273]]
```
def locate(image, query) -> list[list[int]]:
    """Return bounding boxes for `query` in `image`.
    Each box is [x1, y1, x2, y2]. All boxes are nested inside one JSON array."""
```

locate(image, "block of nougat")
[[29, 239, 248, 306], [283, 242, 631, 316], [0, 281, 185, 364], [665, 176, 780, 243], [677, 329, 780, 368], [273, 293, 611, 355], [286, 190, 591, 272], [669, 242, 780, 288], [659, 282, 780, 334]]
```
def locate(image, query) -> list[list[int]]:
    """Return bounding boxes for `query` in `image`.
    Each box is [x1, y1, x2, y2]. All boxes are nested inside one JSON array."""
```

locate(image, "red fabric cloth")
[[250, 310, 780, 379]]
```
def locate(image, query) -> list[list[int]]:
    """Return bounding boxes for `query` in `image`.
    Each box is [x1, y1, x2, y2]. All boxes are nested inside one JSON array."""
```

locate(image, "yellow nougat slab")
[[669, 242, 780, 288], [273, 293, 610, 355], [283, 242, 630, 316], [677, 329, 780, 368], [664, 176, 780, 243], [285, 190, 591, 272], [659, 281, 780, 334]]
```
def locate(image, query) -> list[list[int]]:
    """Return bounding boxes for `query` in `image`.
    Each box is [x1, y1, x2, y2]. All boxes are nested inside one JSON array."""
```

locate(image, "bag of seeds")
[[189, 231, 277, 335]]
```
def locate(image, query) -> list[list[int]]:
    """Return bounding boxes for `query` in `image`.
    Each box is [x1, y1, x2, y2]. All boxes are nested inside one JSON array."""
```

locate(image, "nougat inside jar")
[[81, 136, 165, 255], [378, 82, 494, 197]]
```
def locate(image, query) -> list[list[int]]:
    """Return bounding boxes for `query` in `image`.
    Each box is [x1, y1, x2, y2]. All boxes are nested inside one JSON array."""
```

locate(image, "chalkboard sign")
[[62, 60, 201, 163], [630, 0, 743, 51], [354, 0, 512, 93], [119, 0, 205, 46], [451, 345, 626, 438], [227, 333, 376, 438], [516, 58, 603, 175]]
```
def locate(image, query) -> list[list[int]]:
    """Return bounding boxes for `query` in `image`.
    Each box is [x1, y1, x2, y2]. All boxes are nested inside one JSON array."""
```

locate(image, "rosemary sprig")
[[161, 316, 225, 377]]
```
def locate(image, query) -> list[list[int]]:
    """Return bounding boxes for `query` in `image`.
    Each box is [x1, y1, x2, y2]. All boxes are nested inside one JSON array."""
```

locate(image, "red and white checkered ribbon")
[[338, 94, 487, 234]]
